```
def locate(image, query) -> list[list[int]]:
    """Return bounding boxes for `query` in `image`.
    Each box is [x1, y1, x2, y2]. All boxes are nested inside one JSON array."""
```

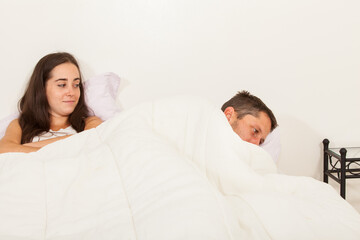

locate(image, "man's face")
[[224, 107, 271, 145]]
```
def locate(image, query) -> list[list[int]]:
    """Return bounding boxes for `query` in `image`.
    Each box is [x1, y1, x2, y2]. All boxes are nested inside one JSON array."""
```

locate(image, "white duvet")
[[0, 96, 359, 240]]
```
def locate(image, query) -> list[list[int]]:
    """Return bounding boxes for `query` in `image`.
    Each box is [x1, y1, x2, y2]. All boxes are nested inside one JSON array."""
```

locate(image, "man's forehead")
[[242, 112, 270, 130], [257, 112, 271, 134]]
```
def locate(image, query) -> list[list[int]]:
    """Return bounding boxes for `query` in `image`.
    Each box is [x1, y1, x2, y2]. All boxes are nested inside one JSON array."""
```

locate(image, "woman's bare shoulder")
[[7, 119, 21, 131], [1, 118, 22, 143], [84, 116, 103, 130], [0, 118, 40, 153]]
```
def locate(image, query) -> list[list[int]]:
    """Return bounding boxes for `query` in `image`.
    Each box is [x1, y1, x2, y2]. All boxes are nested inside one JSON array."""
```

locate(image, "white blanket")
[[0, 96, 359, 240]]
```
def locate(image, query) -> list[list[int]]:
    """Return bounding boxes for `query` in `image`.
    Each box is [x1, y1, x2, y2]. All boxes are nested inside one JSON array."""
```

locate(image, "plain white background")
[[0, 0, 359, 211]]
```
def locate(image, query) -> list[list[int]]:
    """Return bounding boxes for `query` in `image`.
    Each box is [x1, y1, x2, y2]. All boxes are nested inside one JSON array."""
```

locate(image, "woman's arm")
[[22, 116, 102, 148], [23, 135, 72, 148], [0, 119, 40, 153], [0, 116, 103, 154]]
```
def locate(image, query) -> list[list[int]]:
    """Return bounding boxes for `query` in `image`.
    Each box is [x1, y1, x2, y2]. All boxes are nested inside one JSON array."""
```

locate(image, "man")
[[222, 91, 280, 161]]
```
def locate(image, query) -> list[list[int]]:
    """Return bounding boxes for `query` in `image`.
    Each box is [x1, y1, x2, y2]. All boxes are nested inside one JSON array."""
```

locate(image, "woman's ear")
[[223, 107, 234, 121]]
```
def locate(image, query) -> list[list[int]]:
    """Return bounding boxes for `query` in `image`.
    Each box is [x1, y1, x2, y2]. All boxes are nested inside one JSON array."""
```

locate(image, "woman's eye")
[[58, 84, 66, 87], [74, 84, 80, 88]]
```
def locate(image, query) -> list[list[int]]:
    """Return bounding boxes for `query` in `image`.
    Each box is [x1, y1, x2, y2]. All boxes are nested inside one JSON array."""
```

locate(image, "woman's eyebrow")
[[55, 78, 80, 81]]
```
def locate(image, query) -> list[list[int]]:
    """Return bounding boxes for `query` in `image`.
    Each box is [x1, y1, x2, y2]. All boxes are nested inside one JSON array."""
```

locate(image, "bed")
[[0, 74, 360, 240]]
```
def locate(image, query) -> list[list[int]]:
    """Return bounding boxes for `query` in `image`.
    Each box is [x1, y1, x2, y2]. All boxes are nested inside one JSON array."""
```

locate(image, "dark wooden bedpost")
[[339, 148, 347, 199], [323, 139, 329, 183]]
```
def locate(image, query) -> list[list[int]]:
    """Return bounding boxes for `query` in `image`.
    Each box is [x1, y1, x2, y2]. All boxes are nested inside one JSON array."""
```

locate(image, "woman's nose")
[[66, 85, 75, 96]]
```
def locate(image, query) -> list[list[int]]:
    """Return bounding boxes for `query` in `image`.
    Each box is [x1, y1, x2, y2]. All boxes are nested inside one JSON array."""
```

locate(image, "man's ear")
[[223, 107, 235, 122]]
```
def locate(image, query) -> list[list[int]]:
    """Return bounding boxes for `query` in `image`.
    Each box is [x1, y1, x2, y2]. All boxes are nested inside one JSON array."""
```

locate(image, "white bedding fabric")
[[0, 96, 359, 240]]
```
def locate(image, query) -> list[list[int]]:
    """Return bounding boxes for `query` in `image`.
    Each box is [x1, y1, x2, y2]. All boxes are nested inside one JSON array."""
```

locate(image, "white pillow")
[[0, 72, 122, 139]]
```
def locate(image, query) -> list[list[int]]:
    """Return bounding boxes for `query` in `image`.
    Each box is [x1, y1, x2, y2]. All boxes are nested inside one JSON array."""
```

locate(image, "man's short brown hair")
[[221, 91, 278, 131]]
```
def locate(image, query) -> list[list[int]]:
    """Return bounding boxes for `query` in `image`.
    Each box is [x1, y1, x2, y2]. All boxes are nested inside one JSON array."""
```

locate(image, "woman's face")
[[45, 62, 81, 118]]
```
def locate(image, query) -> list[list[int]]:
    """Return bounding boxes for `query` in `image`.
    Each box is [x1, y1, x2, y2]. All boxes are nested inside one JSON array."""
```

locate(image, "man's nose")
[[249, 137, 261, 146]]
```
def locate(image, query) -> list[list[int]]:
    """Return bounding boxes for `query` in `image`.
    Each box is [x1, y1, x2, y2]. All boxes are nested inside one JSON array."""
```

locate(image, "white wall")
[[1, 0, 359, 210]]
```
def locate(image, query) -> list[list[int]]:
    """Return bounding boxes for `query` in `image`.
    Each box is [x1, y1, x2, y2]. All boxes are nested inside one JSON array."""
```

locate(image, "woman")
[[0, 52, 102, 153]]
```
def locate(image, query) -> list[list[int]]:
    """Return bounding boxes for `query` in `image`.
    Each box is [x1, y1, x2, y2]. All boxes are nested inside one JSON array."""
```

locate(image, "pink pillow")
[[0, 72, 121, 139], [84, 72, 122, 121], [260, 127, 281, 163]]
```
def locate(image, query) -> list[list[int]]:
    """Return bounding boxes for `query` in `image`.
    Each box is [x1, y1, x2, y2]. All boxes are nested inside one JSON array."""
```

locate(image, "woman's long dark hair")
[[19, 52, 90, 144]]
